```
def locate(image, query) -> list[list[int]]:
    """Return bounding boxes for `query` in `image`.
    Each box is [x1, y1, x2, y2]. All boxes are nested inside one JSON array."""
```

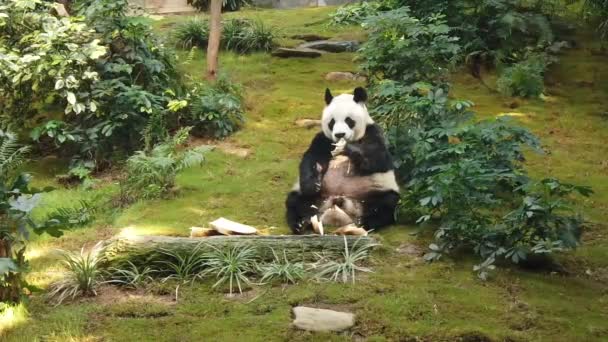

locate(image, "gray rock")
[[325, 72, 366, 82], [292, 306, 355, 332], [291, 34, 331, 42], [271, 48, 323, 58], [298, 40, 359, 53]]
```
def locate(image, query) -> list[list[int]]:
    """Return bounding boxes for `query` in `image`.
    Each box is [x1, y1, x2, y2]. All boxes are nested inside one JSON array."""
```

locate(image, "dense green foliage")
[[1, 0, 178, 170], [329, 1, 384, 25], [173, 18, 277, 53], [1, 0, 246, 177], [333, 0, 575, 99], [496, 53, 550, 97], [582, 0, 608, 40], [359, 6, 592, 275], [359, 8, 460, 85], [0, 130, 74, 303]]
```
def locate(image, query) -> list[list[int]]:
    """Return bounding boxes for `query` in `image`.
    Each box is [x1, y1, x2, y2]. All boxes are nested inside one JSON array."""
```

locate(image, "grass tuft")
[[107, 261, 155, 290], [313, 236, 377, 284], [259, 249, 305, 285], [202, 244, 258, 295], [47, 242, 105, 305]]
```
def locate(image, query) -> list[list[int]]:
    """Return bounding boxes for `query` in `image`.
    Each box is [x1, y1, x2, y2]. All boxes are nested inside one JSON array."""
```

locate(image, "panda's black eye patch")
[[328, 119, 335, 131], [345, 117, 356, 129]]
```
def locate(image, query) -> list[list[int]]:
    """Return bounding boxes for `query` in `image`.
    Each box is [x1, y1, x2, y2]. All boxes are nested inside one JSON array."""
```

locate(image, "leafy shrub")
[[1, 0, 183, 169], [172, 18, 276, 53], [202, 244, 258, 295], [172, 17, 210, 49], [47, 242, 105, 305], [187, 76, 246, 138], [222, 19, 276, 53], [497, 54, 549, 97], [0, 1, 106, 124], [120, 128, 212, 203], [390, 1, 554, 64], [187, 0, 249, 12], [313, 237, 376, 284], [329, 1, 384, 26], [259, 249, 305, 285], [371, 84, 592, 276], [358, 6, 592, 275], [359, 8, 461, 84]]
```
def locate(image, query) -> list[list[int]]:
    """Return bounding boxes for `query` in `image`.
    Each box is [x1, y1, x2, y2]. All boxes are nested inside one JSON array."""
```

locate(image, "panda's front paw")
[[344, 143, 363, 157], [331, 139, 347, 157], [301, 180, 322, 195]]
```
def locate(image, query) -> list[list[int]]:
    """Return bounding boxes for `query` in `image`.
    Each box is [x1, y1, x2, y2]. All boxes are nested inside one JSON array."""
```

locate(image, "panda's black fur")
[[285, 87, 400, 234]]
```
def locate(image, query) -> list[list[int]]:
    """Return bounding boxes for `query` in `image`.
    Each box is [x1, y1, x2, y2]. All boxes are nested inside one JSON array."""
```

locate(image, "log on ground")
[[102, 234, 378, 268]]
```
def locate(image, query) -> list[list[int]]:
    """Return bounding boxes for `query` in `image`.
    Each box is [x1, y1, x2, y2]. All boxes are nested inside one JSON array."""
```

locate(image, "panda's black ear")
[[324, 88, 333, 105], [353, 87, 368, 103]]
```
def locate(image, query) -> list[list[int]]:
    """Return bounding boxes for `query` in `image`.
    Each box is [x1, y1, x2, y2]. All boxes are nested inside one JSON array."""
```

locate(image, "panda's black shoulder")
[[362, 124, 388, 144], [306, 131, 333, 154]]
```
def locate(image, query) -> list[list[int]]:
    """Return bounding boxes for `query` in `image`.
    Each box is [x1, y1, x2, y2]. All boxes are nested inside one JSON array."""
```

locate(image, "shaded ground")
[[2, 7, 607, 341]]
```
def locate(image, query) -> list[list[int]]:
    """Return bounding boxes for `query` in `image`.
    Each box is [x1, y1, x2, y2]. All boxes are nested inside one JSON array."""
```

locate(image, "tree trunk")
[[206, 0, 223, 81], [102, 235, 379, 268], [0, 238, 20, 303]]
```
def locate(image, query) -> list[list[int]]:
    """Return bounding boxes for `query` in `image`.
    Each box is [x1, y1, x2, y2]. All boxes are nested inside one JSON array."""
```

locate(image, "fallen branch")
[[102, 234, 378, 268]]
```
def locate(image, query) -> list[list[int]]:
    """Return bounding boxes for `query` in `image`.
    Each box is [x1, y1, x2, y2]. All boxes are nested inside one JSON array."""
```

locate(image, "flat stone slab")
[[292, 306, 355, 332], [325, 71, 367, 82], [298, 40, 359, 53], [291, 34, 331, 42], [295, 118, 321, 128], [271, 47, 323, 58]]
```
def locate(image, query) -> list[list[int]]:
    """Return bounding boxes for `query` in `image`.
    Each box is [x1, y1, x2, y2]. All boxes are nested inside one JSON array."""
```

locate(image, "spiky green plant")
[[107, 261, 155, 289], [259, 249, 305, 285], [202, 244, 258, 295], [47, 242, 105, 305], [156, 243, 206, 284], [173, 17, 209, 49], [222, 19, 277, 53], [313, 237, 377, 284]]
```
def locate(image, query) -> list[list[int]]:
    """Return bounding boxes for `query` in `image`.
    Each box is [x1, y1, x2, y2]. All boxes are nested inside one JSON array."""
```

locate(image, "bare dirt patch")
[[90, 285, 175, 307], [188, 137, 253, 158]]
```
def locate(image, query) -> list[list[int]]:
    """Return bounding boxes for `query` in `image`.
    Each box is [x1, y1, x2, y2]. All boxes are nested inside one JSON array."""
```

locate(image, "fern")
[[0, 130, 30, 179], [45, 201, 96, 228], [121, 128, 212, 202]]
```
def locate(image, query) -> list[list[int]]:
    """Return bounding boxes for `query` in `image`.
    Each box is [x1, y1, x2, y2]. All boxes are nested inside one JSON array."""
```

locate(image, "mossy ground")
[[2, 7, 607, 341]]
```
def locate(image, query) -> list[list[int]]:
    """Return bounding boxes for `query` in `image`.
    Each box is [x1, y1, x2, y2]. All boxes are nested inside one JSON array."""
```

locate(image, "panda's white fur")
[[322, 94, 374, 142]]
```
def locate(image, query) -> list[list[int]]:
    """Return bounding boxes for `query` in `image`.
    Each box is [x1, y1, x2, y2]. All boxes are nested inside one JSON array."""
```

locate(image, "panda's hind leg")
[[361, 191, 400, 230], [286, 191, 319, 235]]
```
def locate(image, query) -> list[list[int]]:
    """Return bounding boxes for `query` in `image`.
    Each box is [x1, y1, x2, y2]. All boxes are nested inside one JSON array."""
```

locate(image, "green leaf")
[[0, 258, 18, 275], [66, 92, 76, 105], [55, 79, 65, 90]]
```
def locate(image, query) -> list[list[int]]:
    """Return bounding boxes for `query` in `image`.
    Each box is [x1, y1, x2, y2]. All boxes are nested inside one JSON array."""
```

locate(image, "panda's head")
[[322, 87, 373, 142]]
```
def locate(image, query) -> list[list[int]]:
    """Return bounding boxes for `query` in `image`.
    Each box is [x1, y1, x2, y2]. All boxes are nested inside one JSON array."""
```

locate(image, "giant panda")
[[285, 87, 400, 234]]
